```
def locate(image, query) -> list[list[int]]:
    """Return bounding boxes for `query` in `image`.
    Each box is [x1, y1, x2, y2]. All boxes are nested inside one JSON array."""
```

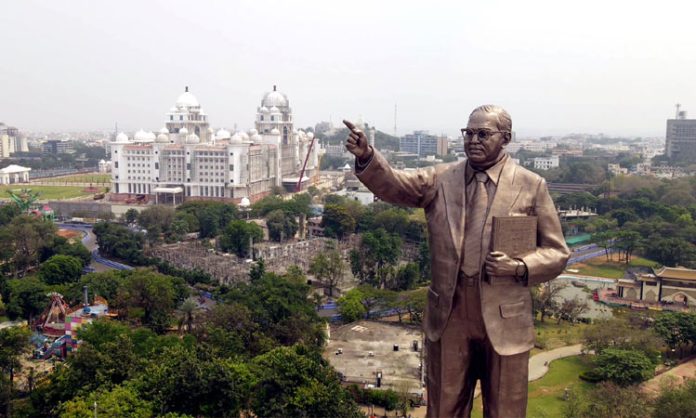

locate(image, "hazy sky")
[[1, 1, 694, 137]]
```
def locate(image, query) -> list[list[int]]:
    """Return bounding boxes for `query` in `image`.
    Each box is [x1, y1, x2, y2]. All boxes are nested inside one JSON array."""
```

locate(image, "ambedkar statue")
[[344, 105, 569, 418]]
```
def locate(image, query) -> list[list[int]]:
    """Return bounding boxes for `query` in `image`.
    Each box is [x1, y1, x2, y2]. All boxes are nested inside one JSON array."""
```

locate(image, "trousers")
[[426, 275, 529, 418]]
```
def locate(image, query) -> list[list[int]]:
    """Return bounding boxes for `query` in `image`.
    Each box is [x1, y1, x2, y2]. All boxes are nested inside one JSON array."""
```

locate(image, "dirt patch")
[[57, 229, 82, 240]]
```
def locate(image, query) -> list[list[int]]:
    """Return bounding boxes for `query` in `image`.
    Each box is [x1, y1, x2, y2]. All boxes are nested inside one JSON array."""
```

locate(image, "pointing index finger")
[[343, 119, 358, 133]]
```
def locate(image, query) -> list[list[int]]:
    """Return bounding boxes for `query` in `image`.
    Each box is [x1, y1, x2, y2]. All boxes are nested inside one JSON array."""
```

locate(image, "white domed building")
[[109, 87, 282, 204], [165, 87, 211, 143]]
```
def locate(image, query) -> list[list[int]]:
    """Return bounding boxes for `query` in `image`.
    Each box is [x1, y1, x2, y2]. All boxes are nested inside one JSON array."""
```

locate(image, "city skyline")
[[1, 0, 694, 137]]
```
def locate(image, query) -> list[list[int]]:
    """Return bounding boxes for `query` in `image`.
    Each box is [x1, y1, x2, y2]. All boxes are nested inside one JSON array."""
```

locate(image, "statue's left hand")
[[485, 251, 519, 276]]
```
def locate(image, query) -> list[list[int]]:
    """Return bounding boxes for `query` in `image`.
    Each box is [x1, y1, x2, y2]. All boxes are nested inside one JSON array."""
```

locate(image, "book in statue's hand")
[[491, 216, 537, 258]]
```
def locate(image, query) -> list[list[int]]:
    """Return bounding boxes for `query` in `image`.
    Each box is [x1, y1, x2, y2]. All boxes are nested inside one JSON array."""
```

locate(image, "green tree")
[[134, 345, 253, 417], [350, 228, 401, 288], [0, 215, 57, 276], [394, 262, 420, 291], [93, 222, 145, 265], [52, 238, 91, 266], [591, 231, 616, 261], [532, 280, 566, 323], [321, 204, 356, 239], [4, 277, 48, 320], [116, 270, 180, 333], [266, 209, 298, 242], [654, 312, 696, 355], [309, 248, 345, 297], [38, 254, 83, 285], [593, 348, 654, 386], [646, 237, 696, 268], [337, 290, 367, 322], [583, 318, 663, 364], [563, 382, 652, 418], [137, 205, 175, 241], [124, 208, 139, 224], [59, 385, 154, 418], [614, 230, 643, 264], [0, 326, 30, 414], [250, 345, 362, 418], [218, 220, 263, 257]]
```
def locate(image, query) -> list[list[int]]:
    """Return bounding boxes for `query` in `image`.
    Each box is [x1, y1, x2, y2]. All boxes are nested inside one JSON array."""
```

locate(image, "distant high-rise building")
[[666, 108, 696, 162], [0, 122, 28, 157], [400, 131, 448, 157], [42, 140, 74, 155]]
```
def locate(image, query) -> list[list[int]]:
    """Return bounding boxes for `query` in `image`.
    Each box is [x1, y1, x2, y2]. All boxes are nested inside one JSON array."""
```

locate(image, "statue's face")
[[464, 111, 509, 168]]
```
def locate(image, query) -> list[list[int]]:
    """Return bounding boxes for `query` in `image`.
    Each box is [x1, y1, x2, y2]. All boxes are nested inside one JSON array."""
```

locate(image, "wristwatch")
[[514, 259, 527, 280]]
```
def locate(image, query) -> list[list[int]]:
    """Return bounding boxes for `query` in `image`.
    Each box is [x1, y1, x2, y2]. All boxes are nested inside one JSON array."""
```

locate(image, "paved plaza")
[[325, 320, 424, 394]]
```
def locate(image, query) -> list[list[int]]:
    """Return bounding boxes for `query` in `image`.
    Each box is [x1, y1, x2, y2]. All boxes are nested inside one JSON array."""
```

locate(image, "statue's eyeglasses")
[[461, 128, 509, 141]]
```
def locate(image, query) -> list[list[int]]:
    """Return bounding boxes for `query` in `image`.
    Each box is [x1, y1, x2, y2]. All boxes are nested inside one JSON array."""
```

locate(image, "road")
[[56, 223, 133, 271]]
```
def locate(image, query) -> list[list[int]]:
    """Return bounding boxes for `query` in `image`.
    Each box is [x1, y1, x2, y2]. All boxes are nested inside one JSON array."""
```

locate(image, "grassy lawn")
[[531, 321, 590, 355], [571, 255, 659, 279], [472, 355, 594, 418], [0, 185, 106, 200], [42, 173, 111, 184]]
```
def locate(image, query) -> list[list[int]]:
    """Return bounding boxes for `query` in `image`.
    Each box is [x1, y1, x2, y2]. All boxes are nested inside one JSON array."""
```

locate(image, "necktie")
[[463, 172, 489, 276]]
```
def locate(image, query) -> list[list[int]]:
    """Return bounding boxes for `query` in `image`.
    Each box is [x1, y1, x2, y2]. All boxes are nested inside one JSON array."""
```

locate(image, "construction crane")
[[295, 135, 317, 192]]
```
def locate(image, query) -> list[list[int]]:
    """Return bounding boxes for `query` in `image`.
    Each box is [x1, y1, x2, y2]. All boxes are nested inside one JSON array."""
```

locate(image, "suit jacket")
[[356, 151, 570, 355]]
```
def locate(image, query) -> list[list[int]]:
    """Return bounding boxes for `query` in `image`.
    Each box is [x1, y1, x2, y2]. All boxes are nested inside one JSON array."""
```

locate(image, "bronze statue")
[[344, 106, 569, 418]]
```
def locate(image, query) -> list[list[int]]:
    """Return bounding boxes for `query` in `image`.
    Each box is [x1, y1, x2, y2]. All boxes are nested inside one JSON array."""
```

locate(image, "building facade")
[[42, 140, 74, 155], [0, 123, 28, 157], [532, 156, 560, 170], [666, 112, 696, 162], [617, 266, 696, 308], [400, 131, 447, 157], [110, 87, 319, 203]]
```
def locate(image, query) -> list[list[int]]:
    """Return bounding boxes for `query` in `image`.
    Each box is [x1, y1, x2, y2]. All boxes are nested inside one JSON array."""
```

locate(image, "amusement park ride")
[[6, 188, 54, 221]]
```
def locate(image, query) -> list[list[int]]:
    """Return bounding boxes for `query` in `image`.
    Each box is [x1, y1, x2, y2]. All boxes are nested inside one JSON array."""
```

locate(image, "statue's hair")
[[469, 105, 512, 133]]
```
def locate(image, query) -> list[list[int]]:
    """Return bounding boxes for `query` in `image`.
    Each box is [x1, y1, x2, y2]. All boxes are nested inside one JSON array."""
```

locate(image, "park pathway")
[[640, 357, 696, 395], [528, 343, 584, 381]]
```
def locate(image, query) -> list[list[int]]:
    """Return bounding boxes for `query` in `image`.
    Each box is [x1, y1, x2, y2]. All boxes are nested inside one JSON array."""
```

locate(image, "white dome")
[[146, 131, 156, 141], [269, 106, 280, 113], [248, 128, 258, 135], [307, 132, 314, 139], [159, 127, 169, 134], [99, 159, 106, 164], [156, 133, 169, 143], [230, 133, 243, 143], [239, 132, 250, 141], [116, 132, 129, 143], [179, 127, 189, 135], [270, 128, 280, 135], [207, 127, 214, 134], [216, 129, 231, 140], [261, 87, 288, 108], [176, 88, 199, 108], [134, 129, 149, 142], [250, 133, 262, 142], [240, 197, 251, 208], [259, 106, 269, 113], [186, 134, 200, 144]]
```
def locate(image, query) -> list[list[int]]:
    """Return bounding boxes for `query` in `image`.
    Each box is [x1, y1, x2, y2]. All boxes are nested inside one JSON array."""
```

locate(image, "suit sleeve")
[[521, 178, 570, 286], [355, 149, 439, 209]]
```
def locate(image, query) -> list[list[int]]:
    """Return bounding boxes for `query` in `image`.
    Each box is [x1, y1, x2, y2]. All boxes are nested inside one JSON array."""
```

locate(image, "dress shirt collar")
[[465, 153, 509, 186]]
